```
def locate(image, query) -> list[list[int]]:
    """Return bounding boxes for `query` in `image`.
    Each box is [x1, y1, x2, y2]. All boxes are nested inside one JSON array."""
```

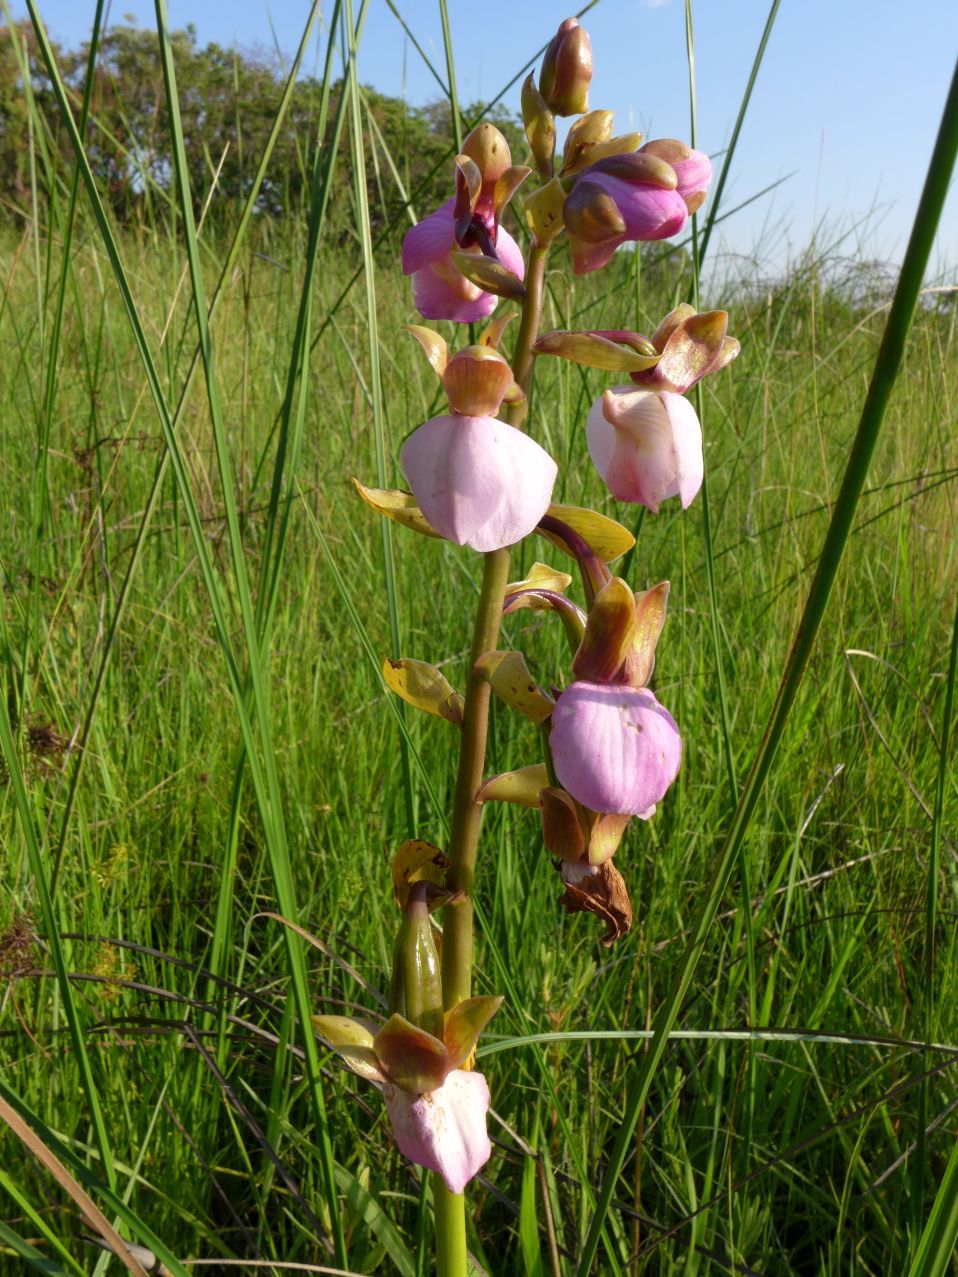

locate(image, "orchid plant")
[[314, 18, 739, 1273]]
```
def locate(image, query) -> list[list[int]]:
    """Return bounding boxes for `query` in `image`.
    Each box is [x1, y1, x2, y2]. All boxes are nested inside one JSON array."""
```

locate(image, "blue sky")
[[17, 1, 958, 285]]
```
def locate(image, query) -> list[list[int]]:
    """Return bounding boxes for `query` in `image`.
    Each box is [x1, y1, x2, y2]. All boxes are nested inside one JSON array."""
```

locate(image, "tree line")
[[0, 20, 523, 238]]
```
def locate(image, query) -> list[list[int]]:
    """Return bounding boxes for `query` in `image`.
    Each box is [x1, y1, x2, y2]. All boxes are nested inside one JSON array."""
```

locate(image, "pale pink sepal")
[[401, 414, 557, 552], [586, 387, 703, 511], [384, 1069, 492, 1194], [550, 681, 682, 817]]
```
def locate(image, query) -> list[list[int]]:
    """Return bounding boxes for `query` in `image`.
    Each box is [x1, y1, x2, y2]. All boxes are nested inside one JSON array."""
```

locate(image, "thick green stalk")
[[434, 1178, 469, 1277], [434, 241, 551, 1274], [439, 545, 512, 1008], [511, 243, 549, 399]]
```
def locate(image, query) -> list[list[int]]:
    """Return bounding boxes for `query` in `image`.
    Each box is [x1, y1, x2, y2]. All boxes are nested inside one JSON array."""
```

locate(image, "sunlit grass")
[[1, 4, 956, 1275]]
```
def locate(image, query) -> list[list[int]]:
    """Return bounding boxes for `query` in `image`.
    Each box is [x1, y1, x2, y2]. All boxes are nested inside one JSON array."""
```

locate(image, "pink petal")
[[660, 392, 704, 508], [411, 261, 491, 323], [401, 415, 557, 553], [586, 387, 702, 511], [384, 1069, 492, 1194], [588, 172, 688, 242], [672, 148, 712, 199], [494, 224, 525, 280], [404, 212, 525, 322], [550, 682, 682, 816], [402, 199, 456, 275]]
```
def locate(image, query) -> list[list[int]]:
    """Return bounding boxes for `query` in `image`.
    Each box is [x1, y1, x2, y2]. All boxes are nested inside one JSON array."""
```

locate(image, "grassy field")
[[2, 6, 958, 1276]]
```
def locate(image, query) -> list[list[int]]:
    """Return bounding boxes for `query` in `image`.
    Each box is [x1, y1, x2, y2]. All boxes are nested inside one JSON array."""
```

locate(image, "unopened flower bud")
[[388, 883, 444, 1040], [461, 123, 512, 213], [560, 108, 613, 175], [563, 154, 688, 274], [522, 74, 556, 178], [539, 17, 593, 116]]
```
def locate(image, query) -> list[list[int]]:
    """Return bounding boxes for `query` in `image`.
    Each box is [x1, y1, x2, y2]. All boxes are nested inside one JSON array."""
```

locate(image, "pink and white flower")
[[549, 680, 682, 817], [384, 1070, 492, 1195], [401, 414, 557, 552], [586, 386, 703, 511]]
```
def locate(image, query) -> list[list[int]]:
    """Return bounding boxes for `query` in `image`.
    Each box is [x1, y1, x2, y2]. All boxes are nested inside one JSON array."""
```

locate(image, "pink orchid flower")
[[384, 1069, 492, 1195], [402, 198, 525, 323], [586, 386, 703, 511], [401, 414, 557, 552], [563, 154, 689, 275], [549, 680, 682, 817]]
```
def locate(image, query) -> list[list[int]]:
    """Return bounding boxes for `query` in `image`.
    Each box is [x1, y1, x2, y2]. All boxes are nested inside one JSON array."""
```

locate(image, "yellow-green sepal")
[[572, 577, 636, 682], [391, 839, 450, 911], [443, 995, 504, 1071], [533, 329, 659, 373], [474, 650, 554, 724], [524, 177, 567, 247], [450, 250, 526, 301], [505, 561, 573, 596], [539, 503, 635, 563], [352, 479, 440, 538], [373, 1013, 451, 1094], [312, 1015, 386, 1085], [382, 658, 464, 725], [476, 763, 550, 807]]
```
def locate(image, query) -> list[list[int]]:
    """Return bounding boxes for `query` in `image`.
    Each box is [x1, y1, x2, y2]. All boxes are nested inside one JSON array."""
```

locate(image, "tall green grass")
[[1, 4, 956, 1275]]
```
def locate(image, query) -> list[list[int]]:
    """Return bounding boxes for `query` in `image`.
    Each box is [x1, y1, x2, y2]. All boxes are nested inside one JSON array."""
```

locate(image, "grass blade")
[[912, 593, 958, 1241], [152, 0, 346, 1259], [907, 1132, 958, 1277]]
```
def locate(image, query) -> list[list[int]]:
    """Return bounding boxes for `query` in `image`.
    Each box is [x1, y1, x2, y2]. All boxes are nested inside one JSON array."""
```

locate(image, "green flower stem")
[[441, 544, 513, 1007], [434, 238, 551, 1275], [434, 1177, 469, 1277], [510, 242, 549, 404]]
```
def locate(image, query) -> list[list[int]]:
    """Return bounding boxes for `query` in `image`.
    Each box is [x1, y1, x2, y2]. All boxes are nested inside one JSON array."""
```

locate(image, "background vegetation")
[[1, 5, 956, 1275]]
